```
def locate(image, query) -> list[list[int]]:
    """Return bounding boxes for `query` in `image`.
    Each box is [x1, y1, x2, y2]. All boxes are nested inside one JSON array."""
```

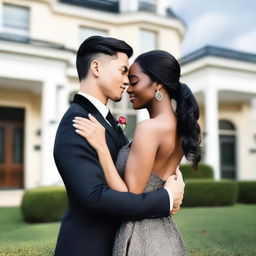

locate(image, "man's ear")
[[90, 60, 100, 77]]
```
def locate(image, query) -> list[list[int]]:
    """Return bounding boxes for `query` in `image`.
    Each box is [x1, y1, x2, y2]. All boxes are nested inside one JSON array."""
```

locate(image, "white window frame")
[[139, 28, 158, 53]]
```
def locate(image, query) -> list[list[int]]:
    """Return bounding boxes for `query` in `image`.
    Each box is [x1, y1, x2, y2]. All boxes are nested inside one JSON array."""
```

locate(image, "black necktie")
[[106, 111, 117, 129]]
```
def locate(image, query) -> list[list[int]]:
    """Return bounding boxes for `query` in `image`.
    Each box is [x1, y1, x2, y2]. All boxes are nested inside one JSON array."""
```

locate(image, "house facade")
[[0, 0, 255, 206], [180, 46, 256, 181], [0, 0, 185, 205]]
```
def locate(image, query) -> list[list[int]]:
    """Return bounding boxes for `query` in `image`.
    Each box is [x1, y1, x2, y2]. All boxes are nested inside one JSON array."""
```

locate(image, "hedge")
[[21, 179, 255, 223], [183, 179, 238, 207], [180, 163, 214, 179], [21, 186, 67, 223], [237, 181, 256, 204]]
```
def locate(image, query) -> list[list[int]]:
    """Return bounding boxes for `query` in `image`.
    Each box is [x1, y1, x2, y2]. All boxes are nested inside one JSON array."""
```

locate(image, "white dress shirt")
[[78, 92, 109, 119], [77, 92, 173, 211]]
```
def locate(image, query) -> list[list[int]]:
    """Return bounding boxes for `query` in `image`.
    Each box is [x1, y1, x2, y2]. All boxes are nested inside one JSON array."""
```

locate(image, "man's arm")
[[54, 112, 170, 220]]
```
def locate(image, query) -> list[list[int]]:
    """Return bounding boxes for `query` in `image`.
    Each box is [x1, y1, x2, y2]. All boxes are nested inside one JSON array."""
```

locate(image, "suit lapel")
[[73, 94, 123, 150]]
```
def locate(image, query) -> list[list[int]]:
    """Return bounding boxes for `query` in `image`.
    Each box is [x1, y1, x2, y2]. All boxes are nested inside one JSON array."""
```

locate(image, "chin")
[[112, 95, 122, 102], [132, 103, 140, 110]]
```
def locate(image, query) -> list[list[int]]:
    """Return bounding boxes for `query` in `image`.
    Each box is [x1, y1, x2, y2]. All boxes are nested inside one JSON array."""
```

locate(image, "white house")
[[0, 0, 255, 206], [0, 0, 185, 205], [180, 46, 256, 181]]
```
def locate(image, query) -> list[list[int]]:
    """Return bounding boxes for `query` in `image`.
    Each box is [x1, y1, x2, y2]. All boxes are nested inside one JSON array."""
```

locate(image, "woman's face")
[[127, 62, 156, 109]]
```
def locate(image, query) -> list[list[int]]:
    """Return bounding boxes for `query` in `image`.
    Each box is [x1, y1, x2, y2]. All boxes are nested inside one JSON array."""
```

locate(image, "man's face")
[[98, 52, 129, 102]]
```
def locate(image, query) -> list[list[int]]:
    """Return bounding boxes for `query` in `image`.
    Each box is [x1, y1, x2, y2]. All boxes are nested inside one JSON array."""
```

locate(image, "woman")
[[73, 50, 201, 255]]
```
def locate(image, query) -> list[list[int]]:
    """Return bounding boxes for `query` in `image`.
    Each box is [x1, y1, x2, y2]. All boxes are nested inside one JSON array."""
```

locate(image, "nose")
[[123, 74, 129, 86], [126, 84, 133, 94]]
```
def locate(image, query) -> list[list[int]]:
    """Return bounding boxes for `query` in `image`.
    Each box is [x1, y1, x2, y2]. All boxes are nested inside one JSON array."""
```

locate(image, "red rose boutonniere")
[[117, 116, 127, 131]]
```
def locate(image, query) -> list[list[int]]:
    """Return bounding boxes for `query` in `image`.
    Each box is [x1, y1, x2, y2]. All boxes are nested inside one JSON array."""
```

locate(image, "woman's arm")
[[73, 115, 129, 192], [56, 112, 170, 220], [73, 115, 161, 193], [96, 145, 129, 192]]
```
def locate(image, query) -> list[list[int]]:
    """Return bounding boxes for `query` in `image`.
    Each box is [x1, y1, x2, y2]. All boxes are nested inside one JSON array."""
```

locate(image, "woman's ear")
[[155, 82, 164, 91], [90, 60, 100, 77]]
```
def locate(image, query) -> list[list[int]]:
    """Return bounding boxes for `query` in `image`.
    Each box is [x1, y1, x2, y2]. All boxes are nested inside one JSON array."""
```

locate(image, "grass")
[[174, 204, 256, 256], [0, 207, 59, 256], [0, 204, 255, 256]]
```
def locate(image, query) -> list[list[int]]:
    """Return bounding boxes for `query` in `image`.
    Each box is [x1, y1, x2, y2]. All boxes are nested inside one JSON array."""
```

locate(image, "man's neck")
[[78, 92, 109, 119], [79, 80, 108, 105]]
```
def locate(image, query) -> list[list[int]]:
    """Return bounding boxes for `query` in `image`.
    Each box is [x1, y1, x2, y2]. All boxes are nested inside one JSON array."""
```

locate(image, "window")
[[13, 127, 24, 164], [3, 4, 30, 36], [139, 29, 157, 53], [219, 120, 236, 130], [79, 27, 108, 45], [139, 0, 156, 13]]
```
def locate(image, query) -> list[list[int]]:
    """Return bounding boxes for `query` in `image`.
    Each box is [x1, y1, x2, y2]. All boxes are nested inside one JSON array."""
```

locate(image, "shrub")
[[21, 186, 67, 223], [180, 163, 214, 179], [237, 181, 256, 204], [183, 179, 238, 207]]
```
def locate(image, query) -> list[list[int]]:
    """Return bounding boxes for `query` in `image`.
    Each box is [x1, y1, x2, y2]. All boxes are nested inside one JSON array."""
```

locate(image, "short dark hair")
[[76, 36, 133, 81]]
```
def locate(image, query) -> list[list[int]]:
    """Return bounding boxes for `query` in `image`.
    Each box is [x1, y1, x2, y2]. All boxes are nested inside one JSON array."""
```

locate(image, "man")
[[54, 36, 184, 256]]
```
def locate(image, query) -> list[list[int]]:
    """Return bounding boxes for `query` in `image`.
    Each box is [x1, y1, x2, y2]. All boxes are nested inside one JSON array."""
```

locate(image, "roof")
[[59, 0, 119, 13], [59, 0, 186, 26], [180, 46, 256, 65]]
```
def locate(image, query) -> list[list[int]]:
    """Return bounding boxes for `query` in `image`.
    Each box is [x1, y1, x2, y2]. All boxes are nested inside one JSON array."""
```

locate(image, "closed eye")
[[130, 81, 138, 86]]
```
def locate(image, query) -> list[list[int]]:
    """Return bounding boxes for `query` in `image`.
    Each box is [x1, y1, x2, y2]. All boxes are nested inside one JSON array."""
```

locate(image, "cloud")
[[181, 13, 231, 54], [231, 29, 256, 53]]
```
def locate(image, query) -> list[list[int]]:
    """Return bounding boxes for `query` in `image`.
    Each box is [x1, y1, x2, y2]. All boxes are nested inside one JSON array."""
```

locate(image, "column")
[[204, 88, 220, 180], [57, 84, 70, 121], [251, 98, 256, 136], [156, 0, 169, 16], [250, 97, 256, 179], [40, 80, 60, 186]]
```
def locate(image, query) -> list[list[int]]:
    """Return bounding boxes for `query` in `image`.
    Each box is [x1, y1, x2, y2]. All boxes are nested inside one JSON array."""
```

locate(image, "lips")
[[129, 95, 136, 102]]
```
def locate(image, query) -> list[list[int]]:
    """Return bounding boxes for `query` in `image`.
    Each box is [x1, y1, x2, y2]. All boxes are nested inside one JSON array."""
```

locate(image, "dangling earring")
[[155, 90, 163, 101]]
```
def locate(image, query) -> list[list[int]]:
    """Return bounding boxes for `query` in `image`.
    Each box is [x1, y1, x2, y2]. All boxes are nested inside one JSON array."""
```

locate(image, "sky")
[[170, 0, 256, 56]]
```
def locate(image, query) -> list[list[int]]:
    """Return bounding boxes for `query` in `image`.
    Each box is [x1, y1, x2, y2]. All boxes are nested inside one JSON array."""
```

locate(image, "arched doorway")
[[219, 120, 237, 179], [0, 107, 24, 188]]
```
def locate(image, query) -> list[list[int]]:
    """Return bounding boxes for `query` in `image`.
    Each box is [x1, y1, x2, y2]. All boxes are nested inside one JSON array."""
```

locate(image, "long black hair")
[[135, 50, 201, 169]]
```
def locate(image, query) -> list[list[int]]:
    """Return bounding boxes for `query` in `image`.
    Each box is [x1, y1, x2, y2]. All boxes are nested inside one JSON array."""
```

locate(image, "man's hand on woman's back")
[[164, 168, 185, 215]]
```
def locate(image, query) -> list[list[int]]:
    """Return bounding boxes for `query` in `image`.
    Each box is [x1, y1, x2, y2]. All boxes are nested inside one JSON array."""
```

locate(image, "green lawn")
[[0, 204, 255, 256]]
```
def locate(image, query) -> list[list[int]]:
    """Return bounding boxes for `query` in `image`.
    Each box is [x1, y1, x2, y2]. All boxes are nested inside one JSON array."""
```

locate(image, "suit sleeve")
[[54, 112, 170, 220]]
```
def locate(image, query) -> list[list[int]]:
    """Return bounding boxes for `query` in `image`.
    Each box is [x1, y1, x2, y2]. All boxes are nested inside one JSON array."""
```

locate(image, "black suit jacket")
[[54, 94, 170, 256]]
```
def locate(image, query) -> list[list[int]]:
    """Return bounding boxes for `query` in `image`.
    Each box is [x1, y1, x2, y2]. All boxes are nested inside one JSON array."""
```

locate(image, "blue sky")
[[171, 0, 256, 56]]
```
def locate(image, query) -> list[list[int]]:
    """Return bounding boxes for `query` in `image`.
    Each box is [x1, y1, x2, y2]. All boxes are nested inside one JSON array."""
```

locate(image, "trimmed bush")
[[181, 163, 214, 179], [237, 181, 256, 204], [183, 179, 238, 207], [21, 186, 67, 223]]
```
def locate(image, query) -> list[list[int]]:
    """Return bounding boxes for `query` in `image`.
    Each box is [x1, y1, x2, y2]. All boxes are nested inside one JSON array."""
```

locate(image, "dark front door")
[[219, 135, 236, 179], [0, 107, 24, 189]]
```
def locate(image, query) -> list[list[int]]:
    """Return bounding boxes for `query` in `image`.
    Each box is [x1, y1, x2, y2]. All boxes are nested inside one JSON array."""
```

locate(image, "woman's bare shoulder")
[[137, 117, 175, 132], [134, 119, 159, 134]]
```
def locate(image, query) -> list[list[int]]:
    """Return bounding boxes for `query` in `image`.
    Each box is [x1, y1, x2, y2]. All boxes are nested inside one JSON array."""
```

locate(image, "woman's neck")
[[147, 91, 175, 119]]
